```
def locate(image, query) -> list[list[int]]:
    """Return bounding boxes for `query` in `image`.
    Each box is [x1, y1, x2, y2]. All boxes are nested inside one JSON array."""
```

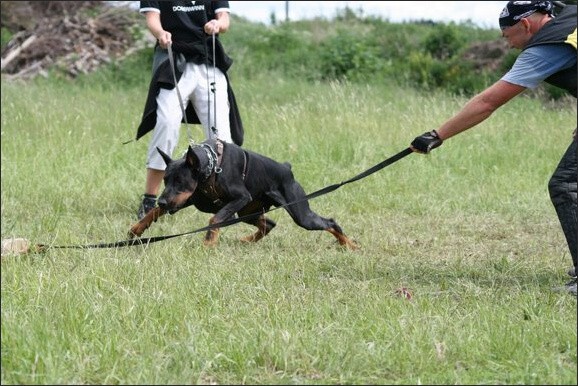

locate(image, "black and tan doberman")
[[128, 139, 357, 249]]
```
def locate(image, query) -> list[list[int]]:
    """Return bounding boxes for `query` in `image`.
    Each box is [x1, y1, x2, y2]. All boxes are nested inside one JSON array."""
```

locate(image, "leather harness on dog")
[[198, 139, 248, 205]]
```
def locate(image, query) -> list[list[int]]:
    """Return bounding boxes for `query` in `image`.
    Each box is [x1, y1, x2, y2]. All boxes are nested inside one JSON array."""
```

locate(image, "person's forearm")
[[436, 80, 525, 140], [436, 95, 496, 140], [145, 12, 165, 40]]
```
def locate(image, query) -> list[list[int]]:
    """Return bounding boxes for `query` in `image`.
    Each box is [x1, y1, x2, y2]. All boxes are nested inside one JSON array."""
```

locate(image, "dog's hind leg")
[[239, 214, 276, 243], [295, 212, 358, 250], [282, 184, 358, 250], [326, 225, 359, 250], [128, 207, 167, 238]]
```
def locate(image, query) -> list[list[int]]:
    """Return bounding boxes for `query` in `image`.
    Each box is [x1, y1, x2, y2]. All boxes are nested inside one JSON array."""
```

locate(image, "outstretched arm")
[[436, 80, 526, 141], [411, 80, 526, 153]]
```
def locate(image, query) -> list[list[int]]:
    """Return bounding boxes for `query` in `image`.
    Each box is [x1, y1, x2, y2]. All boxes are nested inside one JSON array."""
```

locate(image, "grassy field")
[[1, 72, 576, 384]]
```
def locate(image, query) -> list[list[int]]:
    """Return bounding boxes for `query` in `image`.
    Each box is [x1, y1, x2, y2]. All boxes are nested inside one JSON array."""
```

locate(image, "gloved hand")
[[411, 130, 443, 153]]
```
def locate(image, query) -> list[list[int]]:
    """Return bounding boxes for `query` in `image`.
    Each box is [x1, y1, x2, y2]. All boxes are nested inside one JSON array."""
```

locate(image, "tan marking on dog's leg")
[[203, 228, 220, 246], [240, 215, 269, 243], [240, 230, 264, 243], [128, 207, 166, 239], [326, 228, 359, 250], [203, 217, 220, 246]]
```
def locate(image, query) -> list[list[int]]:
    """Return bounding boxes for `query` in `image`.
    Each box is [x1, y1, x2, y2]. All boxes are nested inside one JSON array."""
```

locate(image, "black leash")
[[35, 147, 413, 252], [302, 147, 412, 201]]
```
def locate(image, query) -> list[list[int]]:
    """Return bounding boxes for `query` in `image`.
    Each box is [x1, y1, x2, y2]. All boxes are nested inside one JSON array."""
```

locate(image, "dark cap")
[[499, 1, 554, 29]]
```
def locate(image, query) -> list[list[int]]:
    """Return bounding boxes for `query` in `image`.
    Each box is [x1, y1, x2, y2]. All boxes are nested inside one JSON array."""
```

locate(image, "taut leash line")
[[33, 148, 413, 252], [167, 43, 195, 144], [205, 32, 218, 139], [211, 32, 217, 137]]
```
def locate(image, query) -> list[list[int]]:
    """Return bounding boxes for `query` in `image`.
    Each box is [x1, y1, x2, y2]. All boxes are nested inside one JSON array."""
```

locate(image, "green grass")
[[1, 73, 576, 384]]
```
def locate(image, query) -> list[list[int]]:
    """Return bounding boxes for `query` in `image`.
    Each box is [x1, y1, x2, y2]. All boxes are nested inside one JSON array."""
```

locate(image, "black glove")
[[411, 130, 443, 153]]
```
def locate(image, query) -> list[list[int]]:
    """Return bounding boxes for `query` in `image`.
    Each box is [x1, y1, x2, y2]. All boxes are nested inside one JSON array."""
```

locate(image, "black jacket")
[[135, 40, 244, 145], [524, 5, 577, 97]]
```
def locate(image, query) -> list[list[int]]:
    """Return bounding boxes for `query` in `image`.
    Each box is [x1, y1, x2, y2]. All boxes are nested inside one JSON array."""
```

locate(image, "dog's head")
[[156, 146, 205, 214]]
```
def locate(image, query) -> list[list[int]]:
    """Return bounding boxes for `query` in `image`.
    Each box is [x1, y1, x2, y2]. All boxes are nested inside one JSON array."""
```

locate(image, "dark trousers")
[[548, 136, 578, 269]]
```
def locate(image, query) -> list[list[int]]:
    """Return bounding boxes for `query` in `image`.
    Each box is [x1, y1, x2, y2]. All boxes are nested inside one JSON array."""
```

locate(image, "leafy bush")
[[318, 28, 385, 82], [223, 13, 505, 96], [222, 18, 321, 80], [8, 7, 568, 102], [423, 23, 466, 60]]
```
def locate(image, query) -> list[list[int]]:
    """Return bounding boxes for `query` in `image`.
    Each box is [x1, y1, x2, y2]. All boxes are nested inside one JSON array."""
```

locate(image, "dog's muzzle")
[[157, 199, 179, 215]]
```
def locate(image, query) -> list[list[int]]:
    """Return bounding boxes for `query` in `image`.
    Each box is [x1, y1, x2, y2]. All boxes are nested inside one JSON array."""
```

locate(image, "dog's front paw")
[[240, 234, 256, 243], [127, 207, 166, 239], [203, 228, 220, 247], [240, 230, 265, 243], [128, 222, 146, 239]]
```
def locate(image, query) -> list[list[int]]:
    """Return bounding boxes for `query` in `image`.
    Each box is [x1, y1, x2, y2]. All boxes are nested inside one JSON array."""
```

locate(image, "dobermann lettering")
[[128, 139, 357, 249]]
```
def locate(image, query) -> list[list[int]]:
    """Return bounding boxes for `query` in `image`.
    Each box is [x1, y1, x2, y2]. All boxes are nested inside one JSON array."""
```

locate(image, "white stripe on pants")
[[146, 62, 231, 170]]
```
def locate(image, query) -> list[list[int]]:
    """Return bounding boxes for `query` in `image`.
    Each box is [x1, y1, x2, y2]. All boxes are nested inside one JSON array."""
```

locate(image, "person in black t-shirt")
[[135, 1, 244, 220]]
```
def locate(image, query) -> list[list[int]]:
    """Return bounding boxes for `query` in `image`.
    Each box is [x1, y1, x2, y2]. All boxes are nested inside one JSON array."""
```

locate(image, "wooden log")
[[1, 34, 37, 71]]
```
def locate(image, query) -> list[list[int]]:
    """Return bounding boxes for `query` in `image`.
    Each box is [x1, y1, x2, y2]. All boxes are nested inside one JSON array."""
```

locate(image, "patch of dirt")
[[461, 39, 510, 73], [1, 1, 150, 80]]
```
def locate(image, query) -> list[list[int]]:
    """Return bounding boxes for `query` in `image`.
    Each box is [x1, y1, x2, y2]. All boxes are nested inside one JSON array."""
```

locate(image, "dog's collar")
[[191, 140, 223, 178]]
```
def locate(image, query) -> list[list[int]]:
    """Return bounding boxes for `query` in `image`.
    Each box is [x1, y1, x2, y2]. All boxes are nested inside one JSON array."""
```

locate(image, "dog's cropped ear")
[[185, 146, 200, 169], [156, 147, 173, 166]]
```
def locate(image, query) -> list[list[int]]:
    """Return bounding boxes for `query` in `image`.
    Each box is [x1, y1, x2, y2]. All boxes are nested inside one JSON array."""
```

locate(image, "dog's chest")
[[196, 176, 227, 207]]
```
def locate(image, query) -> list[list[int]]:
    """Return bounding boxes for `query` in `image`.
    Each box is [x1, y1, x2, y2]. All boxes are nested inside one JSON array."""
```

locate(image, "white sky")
[[230, 1, 506, 29]]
